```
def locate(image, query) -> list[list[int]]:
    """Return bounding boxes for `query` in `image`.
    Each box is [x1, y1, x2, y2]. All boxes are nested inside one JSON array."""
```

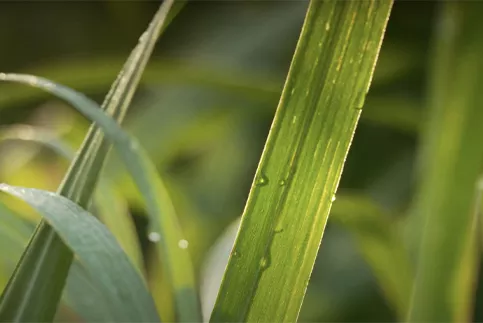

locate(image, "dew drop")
[[355, 94, 366, 110], [255, 174, 269, 186], [325, 22, 330, 31], [331, 195, 337, 202], [279, 179, 286, 186], [148, 232, 161, 243], [260, 257, 268, 269], [178, 239, 189, 249]]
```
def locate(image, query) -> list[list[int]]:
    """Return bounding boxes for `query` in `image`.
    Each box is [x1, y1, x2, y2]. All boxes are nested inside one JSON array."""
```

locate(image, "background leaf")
[[330, 194, 412, 318], [406, 2, 483, 321]]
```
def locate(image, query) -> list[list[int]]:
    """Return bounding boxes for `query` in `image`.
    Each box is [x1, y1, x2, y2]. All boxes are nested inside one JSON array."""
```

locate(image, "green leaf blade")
[[209, 1, 393, 322], [0, 200, 117, 322], [0, 185, 160, 322]]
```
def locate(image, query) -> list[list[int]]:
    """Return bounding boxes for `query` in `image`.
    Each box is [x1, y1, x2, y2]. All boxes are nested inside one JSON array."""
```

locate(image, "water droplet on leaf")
[[260, 257, 268, 269], [255, 174, 269, 186]]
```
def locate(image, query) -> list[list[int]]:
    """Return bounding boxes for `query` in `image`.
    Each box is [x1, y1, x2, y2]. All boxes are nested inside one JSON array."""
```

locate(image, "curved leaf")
[[0, 201, 117, 322], [0, 184, 160, 322]]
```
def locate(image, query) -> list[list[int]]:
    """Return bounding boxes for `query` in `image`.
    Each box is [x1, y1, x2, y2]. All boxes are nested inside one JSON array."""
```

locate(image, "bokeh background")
[[0, 1, 462, 322]]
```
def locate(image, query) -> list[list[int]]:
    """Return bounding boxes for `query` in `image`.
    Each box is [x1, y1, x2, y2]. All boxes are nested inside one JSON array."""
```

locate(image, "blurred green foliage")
[[1, 1, 481, 322]]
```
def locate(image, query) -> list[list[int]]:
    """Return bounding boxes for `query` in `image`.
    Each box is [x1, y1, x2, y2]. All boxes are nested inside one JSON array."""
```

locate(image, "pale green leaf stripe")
[[209, 1, 393, 322], [0, 125, 143, 270], [0, 185, 159, 322], [330, 194, 412, 319], [407, 2, 483, 321], [0, 74, 201, 322]]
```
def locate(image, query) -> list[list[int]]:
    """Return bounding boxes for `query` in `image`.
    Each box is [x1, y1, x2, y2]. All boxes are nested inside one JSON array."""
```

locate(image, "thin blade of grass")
[[68, 0, 176, 208], [0, 184, 160, 322], [209, 1, 392, 321], [0, 2, 174, 321], [0, 73, 201, 322], [0, 205, 32, 270], [406, 2, 483, 321]]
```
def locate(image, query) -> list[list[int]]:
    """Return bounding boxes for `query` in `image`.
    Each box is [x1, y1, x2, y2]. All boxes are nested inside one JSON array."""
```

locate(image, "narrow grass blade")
[[92, 181, 143, 270], [0, 203, 33, 245], [0, 204, 33, 269], [407, 2, 483, 321], [68, 0, 176, 208], [0, 125, 143, 269], [0, 2, 174, 321], [330, 194, 412, 319], [0, 74, 201, 322], [0, 184, 160, 322], [0, 125, 73, 159], [209, 1, 392, 321], [0, 57, 279, 113]]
